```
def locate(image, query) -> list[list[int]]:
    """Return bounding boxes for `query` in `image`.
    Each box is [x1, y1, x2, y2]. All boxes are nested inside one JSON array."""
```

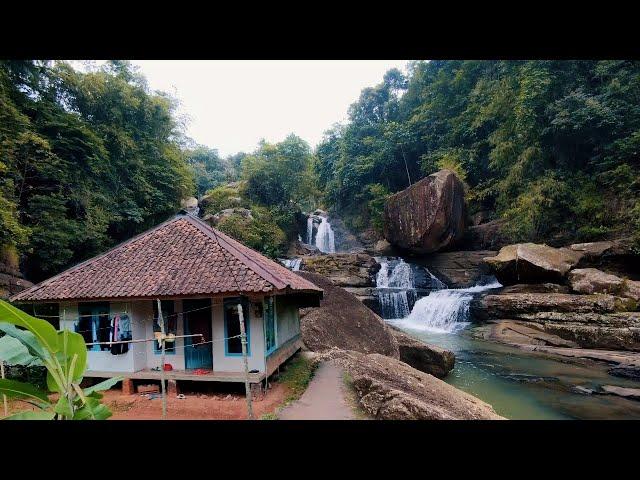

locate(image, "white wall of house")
[[275, 297, 301, 347], [211, 300, 266, 373], [57, 296, 270, 374]]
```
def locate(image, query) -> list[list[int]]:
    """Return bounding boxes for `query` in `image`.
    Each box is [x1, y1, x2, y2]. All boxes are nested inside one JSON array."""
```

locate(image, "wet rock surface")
[[387, 325, 455, 378], [383, 169, 466, 254]]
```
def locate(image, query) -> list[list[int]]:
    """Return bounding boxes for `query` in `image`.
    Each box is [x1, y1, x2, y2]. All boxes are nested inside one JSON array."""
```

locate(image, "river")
[[376, 256, 640, 420]]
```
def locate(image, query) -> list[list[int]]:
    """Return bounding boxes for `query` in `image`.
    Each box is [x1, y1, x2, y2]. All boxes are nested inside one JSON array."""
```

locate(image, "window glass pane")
[[225, 303, 242, 354], [264, 297, 276, 353]]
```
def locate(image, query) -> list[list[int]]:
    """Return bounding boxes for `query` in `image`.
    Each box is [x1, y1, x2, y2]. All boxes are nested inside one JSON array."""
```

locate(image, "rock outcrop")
[[327, 350, 503, 420], [383, 169, 466, 254], [463, 219, 509, 251], [300, 253, 379, 288], [203, 207, 253, 226], [570, 238, 640, 280], [472, 292, 635, 320], [569, 268, 640, 301], [296, 271, 400, 358], [0, 261, 32, 300], [296, 271, 459, 380], [387, 325, 455, 378], [471, 292, 640, 351], [483, 243, 583, 285], [415, 250, 497, 288]]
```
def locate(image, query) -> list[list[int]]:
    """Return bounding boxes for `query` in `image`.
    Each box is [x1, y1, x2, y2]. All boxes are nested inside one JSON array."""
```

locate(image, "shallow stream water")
[[389, 322, 640, 419]]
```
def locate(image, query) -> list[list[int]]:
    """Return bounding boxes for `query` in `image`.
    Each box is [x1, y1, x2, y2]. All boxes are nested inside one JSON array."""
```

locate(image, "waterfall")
[[375, 257, 418, 319], [306, 217, 314, 245], [279, 258, 302, 271], [394, 280, 502, 333], [315, 217, 335, 253]]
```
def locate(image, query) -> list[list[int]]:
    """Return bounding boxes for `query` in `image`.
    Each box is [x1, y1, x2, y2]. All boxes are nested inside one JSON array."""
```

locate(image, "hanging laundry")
[[110, 313, 131, 356]]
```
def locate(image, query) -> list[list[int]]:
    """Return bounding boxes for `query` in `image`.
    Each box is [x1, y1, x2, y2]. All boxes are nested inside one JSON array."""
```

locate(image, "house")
[[10, 213, 322, 392]]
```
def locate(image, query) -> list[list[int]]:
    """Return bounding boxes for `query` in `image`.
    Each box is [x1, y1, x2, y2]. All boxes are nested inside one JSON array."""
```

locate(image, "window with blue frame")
[[152, 300, 177, 354], [224, 299, 250, 356], [77, 303, 110, 352], [264, 296, 276, 354]]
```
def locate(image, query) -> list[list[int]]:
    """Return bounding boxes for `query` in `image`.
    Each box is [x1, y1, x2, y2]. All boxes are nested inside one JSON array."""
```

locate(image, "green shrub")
[[216, 206, 288, 258]]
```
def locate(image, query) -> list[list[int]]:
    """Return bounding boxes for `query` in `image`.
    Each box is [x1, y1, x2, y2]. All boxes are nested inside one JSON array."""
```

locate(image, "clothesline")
[[84, 333, 244, 349], [63, 302, 220, 326], [85, 333, 203, 347]]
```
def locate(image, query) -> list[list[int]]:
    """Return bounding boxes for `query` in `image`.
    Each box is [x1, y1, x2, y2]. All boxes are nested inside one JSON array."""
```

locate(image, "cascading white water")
[[279, 258, 302, 271], [315, 217, 335, 253], [394, 281, 502, 333], [375, 258, 417, 319], [306, 217, 314, 245]]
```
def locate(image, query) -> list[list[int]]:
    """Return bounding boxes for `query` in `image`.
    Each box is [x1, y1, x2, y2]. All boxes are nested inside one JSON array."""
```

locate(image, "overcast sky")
[[120, 60, 410, 156]]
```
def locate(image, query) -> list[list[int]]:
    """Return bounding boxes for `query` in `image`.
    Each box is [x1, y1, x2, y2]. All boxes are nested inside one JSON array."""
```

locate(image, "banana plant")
[[0, 299, 122, 420]]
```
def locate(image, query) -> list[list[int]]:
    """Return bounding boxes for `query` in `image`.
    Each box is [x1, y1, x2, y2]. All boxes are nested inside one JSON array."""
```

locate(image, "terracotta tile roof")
[[11, 214, 322, 302]]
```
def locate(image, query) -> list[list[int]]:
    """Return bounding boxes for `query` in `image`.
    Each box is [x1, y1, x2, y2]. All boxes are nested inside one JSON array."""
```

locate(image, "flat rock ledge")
[[320, 349, 504, 420]]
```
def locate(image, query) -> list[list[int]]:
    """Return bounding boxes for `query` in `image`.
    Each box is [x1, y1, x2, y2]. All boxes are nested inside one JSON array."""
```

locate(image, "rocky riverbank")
[[472, 241, 640, 352], [294, 270, 503, 419]]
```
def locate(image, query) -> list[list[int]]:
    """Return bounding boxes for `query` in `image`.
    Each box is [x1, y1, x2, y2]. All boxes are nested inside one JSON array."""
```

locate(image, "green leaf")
[[54, 396, 74, 418], [3, 410, 56, 420], [0, 322, 49, 361], [0, 334, 42, 366], [83, 376, 122, 396], [0, 301, 59, 355], [73, 397, 112, 420], [57, 330, 87, 383], [0, 378, 51, 403]]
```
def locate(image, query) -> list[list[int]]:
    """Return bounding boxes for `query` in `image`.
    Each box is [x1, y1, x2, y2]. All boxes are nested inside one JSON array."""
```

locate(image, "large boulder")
[[387, 325, 455, 378], [300, 253, 379, 288], [383, 169, 466, 254], [328, 350, 503, 420], [569, 268, 640, 302], [483, 243, 583, 285], [296, 271, 400, 358]]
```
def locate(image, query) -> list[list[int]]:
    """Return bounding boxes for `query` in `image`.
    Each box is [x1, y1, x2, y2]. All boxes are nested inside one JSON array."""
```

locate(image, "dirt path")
[[278, 360, 356, 420]]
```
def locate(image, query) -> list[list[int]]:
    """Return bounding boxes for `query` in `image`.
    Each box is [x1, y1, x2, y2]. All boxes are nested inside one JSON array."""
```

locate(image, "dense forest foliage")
[[201, 134, 319, 257], [316, 60, 640, 245], [0, 60, 199, 281]]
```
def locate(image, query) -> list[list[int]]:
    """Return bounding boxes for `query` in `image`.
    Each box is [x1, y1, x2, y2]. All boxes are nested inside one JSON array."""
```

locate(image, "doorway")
[[183, 299, 213, 370]]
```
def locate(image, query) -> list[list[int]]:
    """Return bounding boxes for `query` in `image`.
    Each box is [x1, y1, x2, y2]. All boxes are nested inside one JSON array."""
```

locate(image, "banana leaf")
[[3, 410, 56, 420], [0, 322, 49, 361], [0, 301, 59, 355], [83, 376, 123, 396], [0, 378, 51, 403], [0, 335, 42, 366]]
